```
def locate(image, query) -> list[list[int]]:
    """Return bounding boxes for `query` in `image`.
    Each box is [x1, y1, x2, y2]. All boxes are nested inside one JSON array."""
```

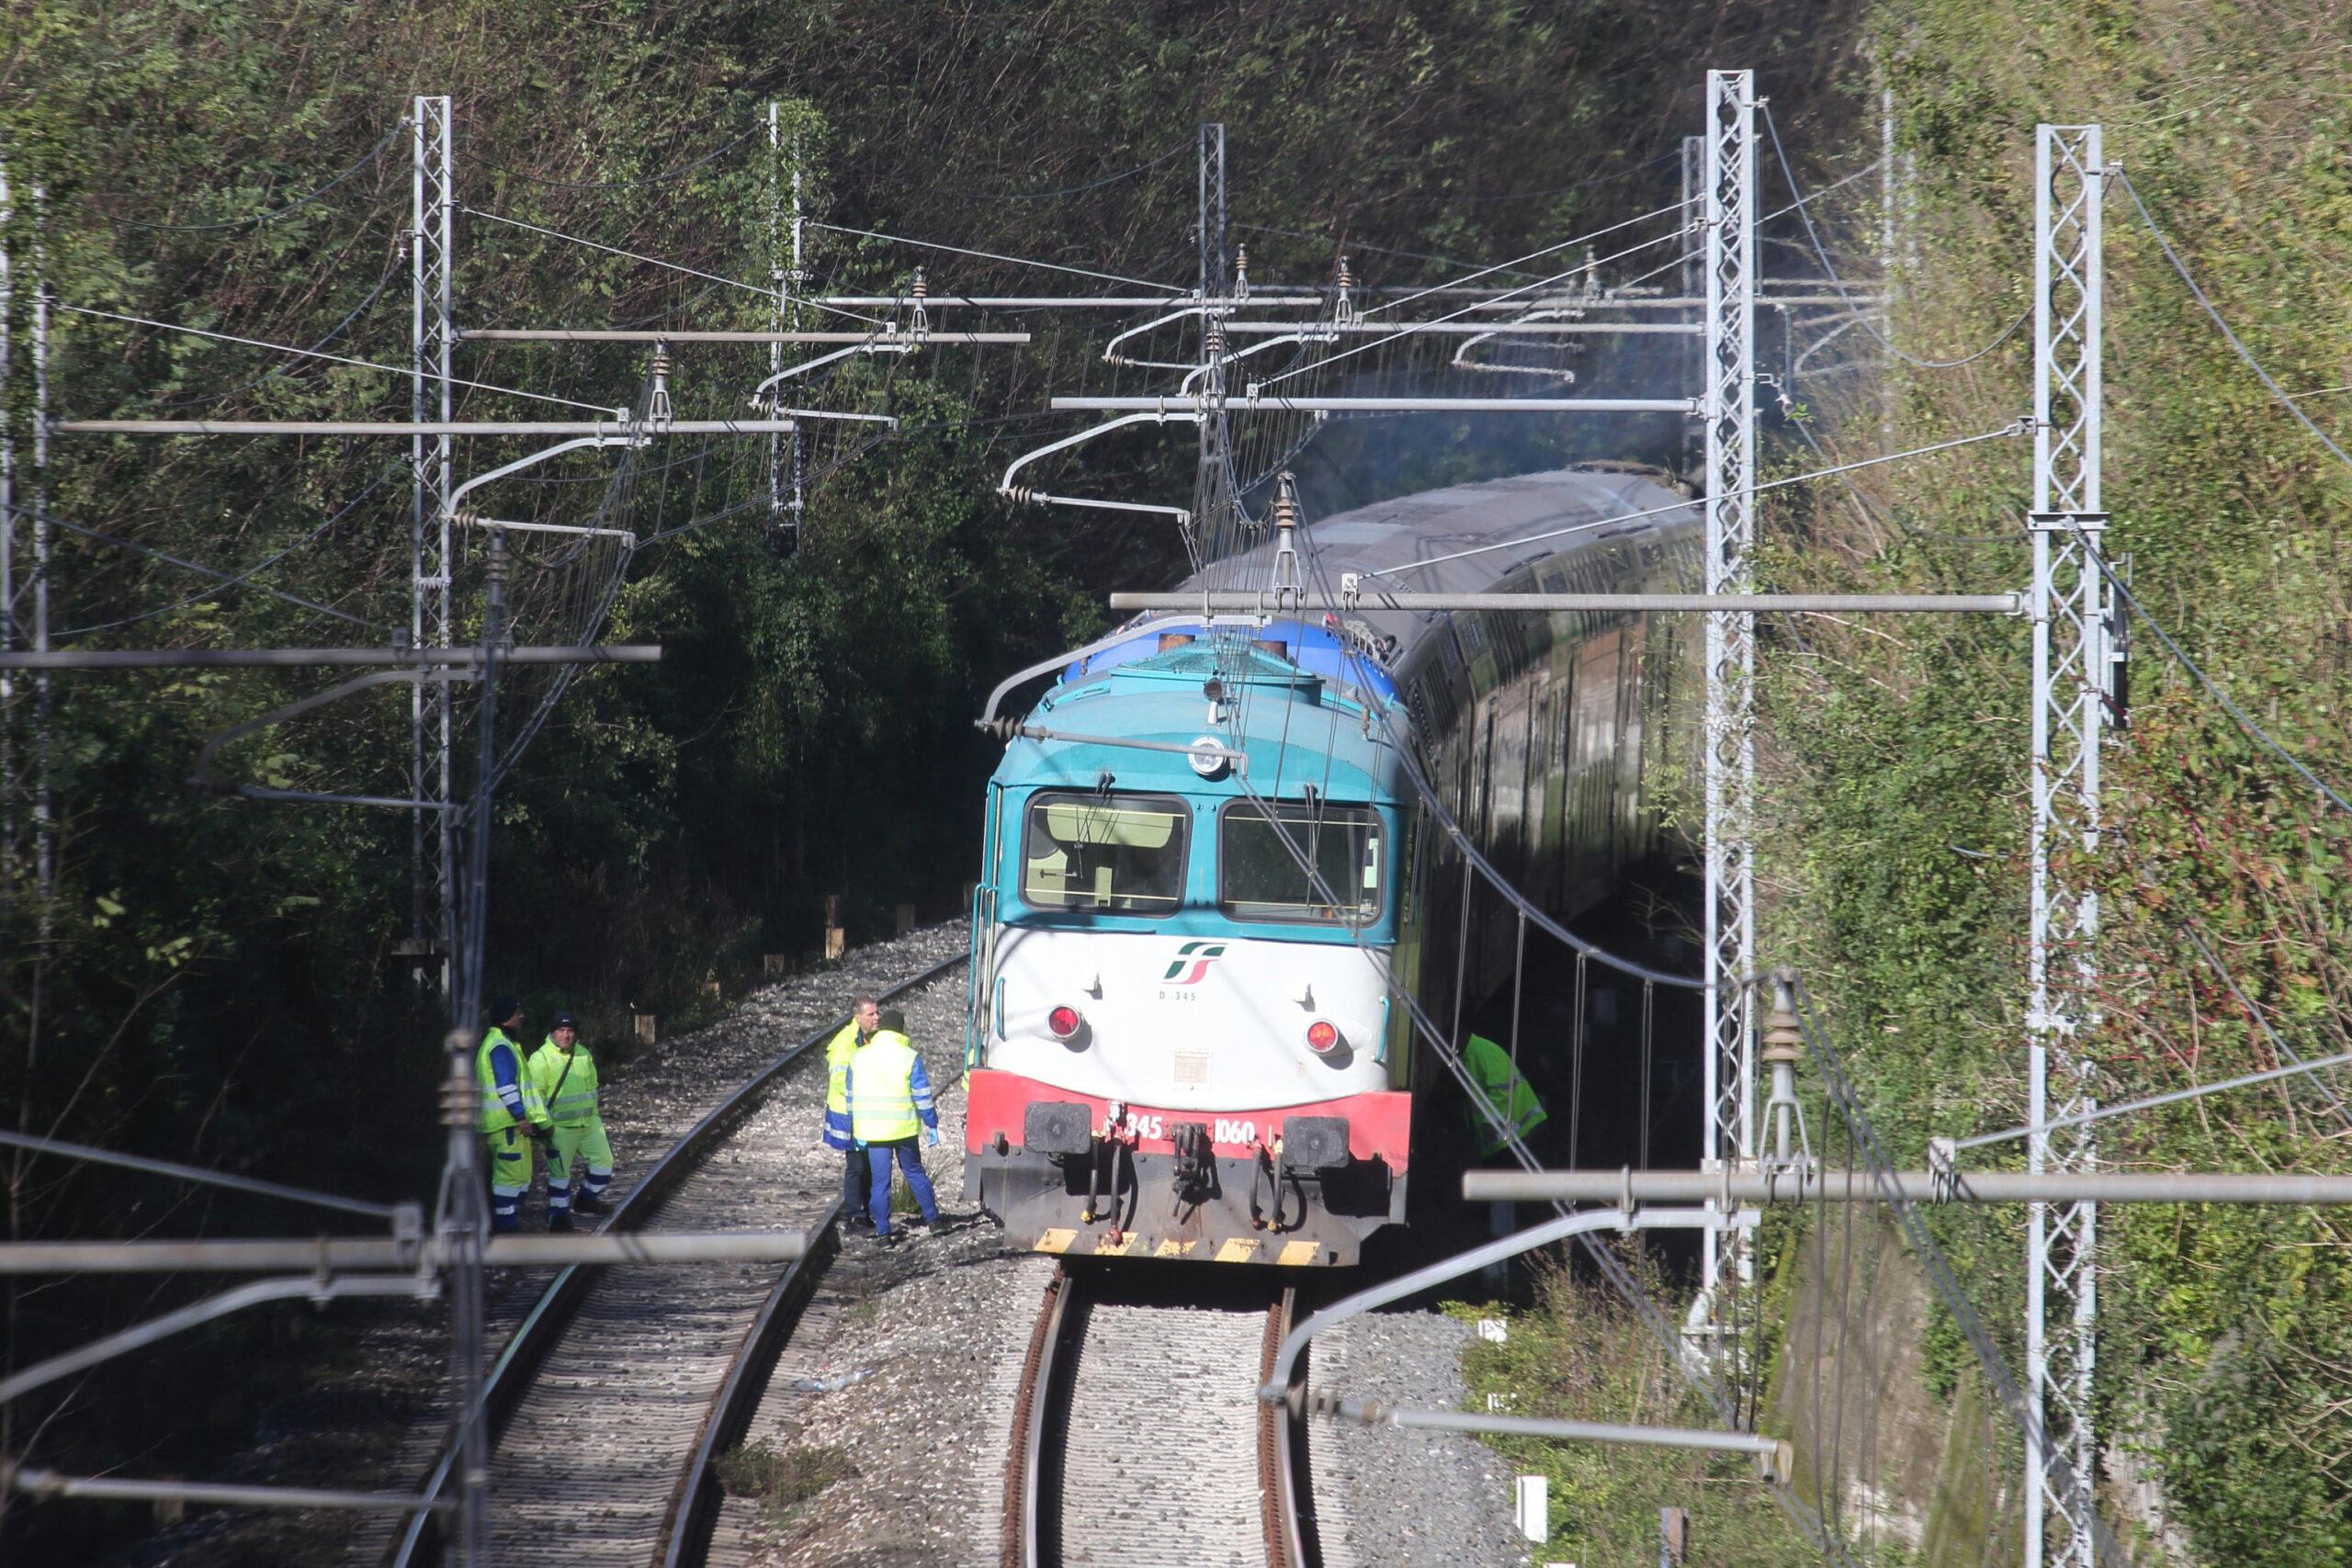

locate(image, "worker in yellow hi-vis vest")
[[527, 1011, 613, 1234], [848, 1008, 942, 1248], [820, 994, 883, 1232], [478, 995, 551, 1232]]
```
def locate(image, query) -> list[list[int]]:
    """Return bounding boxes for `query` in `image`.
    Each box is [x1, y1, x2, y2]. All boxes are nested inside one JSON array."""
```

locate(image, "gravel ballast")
[[707, 968, 1527, 1568], [126, 919, 1530, 1567]]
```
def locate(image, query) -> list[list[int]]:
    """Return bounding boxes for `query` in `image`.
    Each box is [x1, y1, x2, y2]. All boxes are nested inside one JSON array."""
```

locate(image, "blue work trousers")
[[865, 1138, 939, 1237], [841, 1144, 872, 1223]]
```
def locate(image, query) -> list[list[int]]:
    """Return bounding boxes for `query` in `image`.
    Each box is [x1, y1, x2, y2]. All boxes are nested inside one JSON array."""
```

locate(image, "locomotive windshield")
[[1020, 792, 1190, 915], [1218, 800, 1384, 925]]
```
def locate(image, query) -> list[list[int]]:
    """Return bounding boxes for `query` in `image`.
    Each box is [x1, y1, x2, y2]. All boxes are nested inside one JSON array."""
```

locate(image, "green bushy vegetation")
[[1452, 1253, 1818, 1566], [1762, 3, 2352, 1559]]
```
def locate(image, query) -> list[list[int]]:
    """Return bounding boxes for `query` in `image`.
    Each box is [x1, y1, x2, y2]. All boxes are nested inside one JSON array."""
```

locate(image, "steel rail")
[[390, 951, 966, 1567], [1009, 1268, 1306, 1568], [1262, 1288, 1313, 1568], [658, 1198, 846, 1568], [1004, 1264, 1073, 1568]]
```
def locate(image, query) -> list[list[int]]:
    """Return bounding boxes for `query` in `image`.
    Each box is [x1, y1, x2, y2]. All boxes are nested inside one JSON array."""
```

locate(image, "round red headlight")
[[1047, 1005, 1083, 1040], [1305, 1020, 1340, 1055]]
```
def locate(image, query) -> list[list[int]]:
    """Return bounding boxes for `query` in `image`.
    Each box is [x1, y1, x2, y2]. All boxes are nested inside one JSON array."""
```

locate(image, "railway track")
[[387, 952, 965, 1568], [1005, 1263, 1317, 1568]]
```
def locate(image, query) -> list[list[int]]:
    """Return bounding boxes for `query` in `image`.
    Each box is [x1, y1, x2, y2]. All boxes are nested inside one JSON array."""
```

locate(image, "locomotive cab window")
[[1218, 800, 1385, 924], [1021, 793, 1190, 915]]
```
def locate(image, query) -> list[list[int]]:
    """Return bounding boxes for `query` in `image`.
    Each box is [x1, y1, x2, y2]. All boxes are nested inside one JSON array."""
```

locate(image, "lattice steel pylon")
[[2027, 121, 2104, 1568], [2, 156, 17, 901], [1193, 120, 1232, 561], [410, 96, 455, 1000], [770, 99, 804, 551], [1679, 134, 1704, 301], [1699, 69, 1759, 1332], [0, 163, 55, 916]]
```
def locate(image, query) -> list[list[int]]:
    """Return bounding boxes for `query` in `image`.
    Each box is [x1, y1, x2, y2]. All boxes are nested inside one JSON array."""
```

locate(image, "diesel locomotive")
[[962, 464, 1702, 1265]]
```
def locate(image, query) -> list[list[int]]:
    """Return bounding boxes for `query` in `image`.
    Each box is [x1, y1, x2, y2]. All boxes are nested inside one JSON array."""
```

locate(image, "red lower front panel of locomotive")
[[962, 1069, 1411, 1266]]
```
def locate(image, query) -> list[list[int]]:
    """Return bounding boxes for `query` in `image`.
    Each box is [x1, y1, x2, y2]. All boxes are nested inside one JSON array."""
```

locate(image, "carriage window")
[[1021, 793, 1190, 915], [1219, 801, 1385, 924]]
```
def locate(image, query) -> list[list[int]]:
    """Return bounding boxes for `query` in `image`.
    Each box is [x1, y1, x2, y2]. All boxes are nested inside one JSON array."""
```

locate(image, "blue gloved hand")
[[923, 1127, 941, 1146]]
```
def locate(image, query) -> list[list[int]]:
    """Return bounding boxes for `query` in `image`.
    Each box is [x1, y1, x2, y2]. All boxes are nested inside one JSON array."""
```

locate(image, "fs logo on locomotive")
[[1161, 940, 1227, 987]]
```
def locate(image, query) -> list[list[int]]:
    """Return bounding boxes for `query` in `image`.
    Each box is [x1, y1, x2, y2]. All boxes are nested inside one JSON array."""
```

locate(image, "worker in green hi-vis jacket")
[[527, 1011, 613, 1233], [1462, 1032, 1549, 1156]]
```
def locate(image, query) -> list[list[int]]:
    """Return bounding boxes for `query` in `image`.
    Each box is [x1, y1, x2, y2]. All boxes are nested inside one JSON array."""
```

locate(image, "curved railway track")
[[1004, 1263, 1317, 1568], [389, 953, 965, 1568]]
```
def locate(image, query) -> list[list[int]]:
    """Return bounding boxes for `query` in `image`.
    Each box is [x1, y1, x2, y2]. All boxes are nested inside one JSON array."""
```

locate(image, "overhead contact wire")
[[2117, 168, 2352, 481], [142, 251, 407, 412], [805, 220, 1185, 292], [59, 466, 402, 637], [58, 303, 616, 412], [1254, 222, 1691, 391], [462, 209, 888, 326], [1760, 104, 2029, 369], [2063, 516, 2351, 815], [18, 505, 388, 629], [1379, 424, 2024, 579]]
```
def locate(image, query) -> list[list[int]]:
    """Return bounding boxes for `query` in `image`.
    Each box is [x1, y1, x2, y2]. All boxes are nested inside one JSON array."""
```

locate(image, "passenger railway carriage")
[[963, 465, 1703, 1265]]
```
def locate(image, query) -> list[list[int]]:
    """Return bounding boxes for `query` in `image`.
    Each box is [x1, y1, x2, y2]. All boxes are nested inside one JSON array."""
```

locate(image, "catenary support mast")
[[2027, 121, 2105, 1568], [411, 96, 456, 1000], [1699, 67, 1759, 1339]]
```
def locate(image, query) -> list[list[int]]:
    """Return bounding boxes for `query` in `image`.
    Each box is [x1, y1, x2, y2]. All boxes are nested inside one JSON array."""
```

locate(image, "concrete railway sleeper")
[[389, 953, 965, 1568], [1008, 1263, 1317, 1568]]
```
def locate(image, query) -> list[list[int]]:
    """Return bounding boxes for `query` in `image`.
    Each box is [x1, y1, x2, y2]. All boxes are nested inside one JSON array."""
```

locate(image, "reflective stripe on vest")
[[528, 1041, 600, 1124], [847, 1032, 922, 1143], [478, 1028, 542, 1134]]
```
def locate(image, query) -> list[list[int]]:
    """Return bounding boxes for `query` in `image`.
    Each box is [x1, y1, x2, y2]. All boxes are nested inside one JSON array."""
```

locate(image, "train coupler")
[[1170, 1122, 1217, 1207]]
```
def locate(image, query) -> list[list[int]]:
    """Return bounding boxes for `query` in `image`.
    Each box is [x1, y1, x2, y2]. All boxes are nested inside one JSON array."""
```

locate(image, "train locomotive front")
[[962, 465, 1702, 1266], [963, 638, 1412, 1266]]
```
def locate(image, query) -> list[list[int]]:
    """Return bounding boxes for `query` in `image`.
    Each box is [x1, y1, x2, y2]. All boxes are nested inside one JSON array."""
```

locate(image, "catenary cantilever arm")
[[1259, 1207, 1716, 1401]]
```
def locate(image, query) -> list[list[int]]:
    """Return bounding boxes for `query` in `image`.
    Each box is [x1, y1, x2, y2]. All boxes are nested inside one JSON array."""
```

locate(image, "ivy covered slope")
[[1769, 3, 2352, 1559]]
